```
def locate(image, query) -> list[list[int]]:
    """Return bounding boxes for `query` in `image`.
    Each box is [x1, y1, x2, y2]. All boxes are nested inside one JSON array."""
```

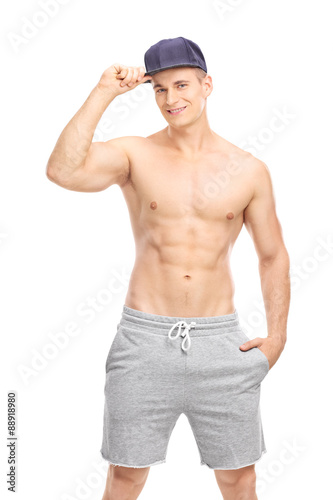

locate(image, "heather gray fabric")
[[100, 305, 269, 469]]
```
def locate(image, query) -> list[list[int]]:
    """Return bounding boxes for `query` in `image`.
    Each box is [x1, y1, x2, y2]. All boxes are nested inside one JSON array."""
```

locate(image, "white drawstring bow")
[[168, 320, 196, 351]]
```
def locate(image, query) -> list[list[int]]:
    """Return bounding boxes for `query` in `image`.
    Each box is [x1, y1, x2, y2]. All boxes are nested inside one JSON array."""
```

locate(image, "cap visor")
[[143, 63, 204, 83]]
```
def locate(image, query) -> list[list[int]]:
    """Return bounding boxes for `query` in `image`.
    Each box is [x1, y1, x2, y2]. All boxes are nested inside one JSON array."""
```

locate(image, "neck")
[[165, 107, 215, 157]]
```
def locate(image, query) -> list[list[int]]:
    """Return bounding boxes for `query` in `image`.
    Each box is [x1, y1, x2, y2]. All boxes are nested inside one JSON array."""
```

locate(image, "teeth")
[[169, 107, 185, 113]]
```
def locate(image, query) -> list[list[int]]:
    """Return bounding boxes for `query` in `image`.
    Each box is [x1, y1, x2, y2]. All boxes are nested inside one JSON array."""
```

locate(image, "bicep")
[[78, 137, 130, 192], [243, 162, 285, 262]]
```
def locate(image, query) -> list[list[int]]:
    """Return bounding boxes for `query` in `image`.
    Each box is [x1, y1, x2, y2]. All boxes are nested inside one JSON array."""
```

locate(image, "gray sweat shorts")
[[100, 305, 270, 470]]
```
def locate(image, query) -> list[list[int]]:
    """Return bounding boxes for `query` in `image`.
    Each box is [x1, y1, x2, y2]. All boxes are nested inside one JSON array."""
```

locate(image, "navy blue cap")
[[143, 36, 207, 83]]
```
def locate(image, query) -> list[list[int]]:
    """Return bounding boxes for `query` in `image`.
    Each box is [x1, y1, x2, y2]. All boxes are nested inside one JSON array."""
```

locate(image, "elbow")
[[45, 160, 70, 187], [46, 166, 67, 187], [45, 161, 85, 191], [46, 161, 57, 183], [259, 248, 290, 269], [45, 155, 61, 181]]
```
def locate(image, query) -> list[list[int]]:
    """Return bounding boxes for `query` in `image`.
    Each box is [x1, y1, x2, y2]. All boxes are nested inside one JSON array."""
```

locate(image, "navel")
[[226, 212, 234, 220], [184, 275, 191, 279], [150, 201, 157, 210]]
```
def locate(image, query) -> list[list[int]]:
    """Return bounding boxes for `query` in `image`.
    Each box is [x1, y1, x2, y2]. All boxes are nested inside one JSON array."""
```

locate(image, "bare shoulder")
[[247, 154, 273, 193], [109, 133, 163, 155], [216, 134, 272, 183], [106, 135, 149, 152], [103, 135, 152, 167], [238, 151, 274, 200]]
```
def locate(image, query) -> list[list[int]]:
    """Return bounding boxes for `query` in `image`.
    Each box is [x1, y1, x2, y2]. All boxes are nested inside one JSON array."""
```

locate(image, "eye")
[[178, 84, 187, 88], [156, 89, 165, 93]]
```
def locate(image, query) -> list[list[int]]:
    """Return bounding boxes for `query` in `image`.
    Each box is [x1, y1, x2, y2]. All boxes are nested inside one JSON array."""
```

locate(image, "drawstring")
[[168, 320, 196, 351]]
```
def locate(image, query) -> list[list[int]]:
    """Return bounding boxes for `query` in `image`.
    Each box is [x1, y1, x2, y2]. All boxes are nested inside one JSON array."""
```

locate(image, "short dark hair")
[[194, 67, 207, 82]]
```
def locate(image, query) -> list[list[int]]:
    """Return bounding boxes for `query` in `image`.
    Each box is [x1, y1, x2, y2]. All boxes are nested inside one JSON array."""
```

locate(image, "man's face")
[[150, 67, 212, 127]]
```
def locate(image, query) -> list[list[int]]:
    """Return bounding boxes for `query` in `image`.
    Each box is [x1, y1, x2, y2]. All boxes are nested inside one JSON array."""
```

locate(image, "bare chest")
[[123, 148, 254, 224]]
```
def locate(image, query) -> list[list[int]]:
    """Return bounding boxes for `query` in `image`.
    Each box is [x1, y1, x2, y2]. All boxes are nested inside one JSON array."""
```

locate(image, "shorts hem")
[[100, 450, 166, 468], [200, 448, 267, 470]]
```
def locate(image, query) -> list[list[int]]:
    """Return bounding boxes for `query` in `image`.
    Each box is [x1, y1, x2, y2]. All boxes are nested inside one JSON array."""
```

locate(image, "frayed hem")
[[100, 450, 166, 468], [201, 449, 267, 470]]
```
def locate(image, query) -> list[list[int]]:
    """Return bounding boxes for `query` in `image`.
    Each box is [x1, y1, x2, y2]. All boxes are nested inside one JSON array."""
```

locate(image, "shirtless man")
[[46, 37, 290, 500]]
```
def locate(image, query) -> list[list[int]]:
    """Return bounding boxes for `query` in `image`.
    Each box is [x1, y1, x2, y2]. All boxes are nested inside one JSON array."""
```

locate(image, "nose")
[[166, 88, 180, 106]]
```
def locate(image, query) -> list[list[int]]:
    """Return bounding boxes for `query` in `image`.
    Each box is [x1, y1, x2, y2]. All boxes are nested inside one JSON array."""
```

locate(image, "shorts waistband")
[[120, 304, 241, 336]]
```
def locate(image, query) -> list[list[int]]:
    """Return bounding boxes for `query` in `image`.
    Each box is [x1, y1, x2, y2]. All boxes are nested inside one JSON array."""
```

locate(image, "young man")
[[46, 37, 290, 500]]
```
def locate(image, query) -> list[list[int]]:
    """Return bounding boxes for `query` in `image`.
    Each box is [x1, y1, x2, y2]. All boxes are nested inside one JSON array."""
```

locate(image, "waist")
[[119, 304, 242, 336], [126, 263, 235, 316]]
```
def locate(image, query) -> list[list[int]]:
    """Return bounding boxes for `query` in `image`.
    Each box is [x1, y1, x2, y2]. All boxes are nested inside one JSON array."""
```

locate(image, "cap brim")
[[143, 63, 205, 83]]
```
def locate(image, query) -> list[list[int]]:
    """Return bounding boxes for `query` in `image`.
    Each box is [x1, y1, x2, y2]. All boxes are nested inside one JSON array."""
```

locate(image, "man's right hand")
[[97, 64, 152, 97]]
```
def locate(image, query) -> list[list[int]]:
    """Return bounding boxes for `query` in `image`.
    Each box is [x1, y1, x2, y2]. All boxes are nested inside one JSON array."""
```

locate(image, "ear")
[[203, 75, 213, 97]]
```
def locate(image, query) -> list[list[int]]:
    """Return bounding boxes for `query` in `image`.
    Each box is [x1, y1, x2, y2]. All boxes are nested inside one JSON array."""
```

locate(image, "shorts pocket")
[[256, 346, 270, 372], [238, 329, 270, 377], [105, 324, 122, 372]]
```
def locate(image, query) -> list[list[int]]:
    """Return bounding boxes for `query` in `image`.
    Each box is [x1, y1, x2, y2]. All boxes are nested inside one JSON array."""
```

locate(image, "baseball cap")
[[143, 36, 207, 83]]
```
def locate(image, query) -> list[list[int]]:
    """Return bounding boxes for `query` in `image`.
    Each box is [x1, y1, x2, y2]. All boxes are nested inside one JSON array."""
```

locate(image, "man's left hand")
[[239, 335, 286, 370]]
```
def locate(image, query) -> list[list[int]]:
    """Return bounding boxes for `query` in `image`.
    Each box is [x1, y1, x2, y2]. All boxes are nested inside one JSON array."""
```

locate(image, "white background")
[[1, 0, 332, 498]]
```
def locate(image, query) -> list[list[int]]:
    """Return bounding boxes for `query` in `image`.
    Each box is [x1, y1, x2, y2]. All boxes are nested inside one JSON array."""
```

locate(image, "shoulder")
[[221, 138, 274, 199], [106, 135, 148, 147], [240, 154, 275, 211], [107, 131, 165, 150], [212, 133, 263, 172], [226, 140, 273, 190], [104, 135, 152, 157], [247, 156, 273, 195]]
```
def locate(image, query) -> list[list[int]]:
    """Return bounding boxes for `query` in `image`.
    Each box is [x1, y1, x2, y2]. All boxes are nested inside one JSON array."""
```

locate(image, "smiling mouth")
[[167, 106, 186, 115]]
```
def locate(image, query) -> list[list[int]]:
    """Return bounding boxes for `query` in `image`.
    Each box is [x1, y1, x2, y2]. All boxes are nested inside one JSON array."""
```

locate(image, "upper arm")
[[243, 160, 287, 262], [81, 136, 131, 191], [49, 136, 132, 193]]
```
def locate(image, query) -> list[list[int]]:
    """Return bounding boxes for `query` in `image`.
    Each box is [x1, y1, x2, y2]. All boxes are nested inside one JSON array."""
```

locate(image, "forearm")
[[46, 85, 117, 181], [259, 250, 291, 344]]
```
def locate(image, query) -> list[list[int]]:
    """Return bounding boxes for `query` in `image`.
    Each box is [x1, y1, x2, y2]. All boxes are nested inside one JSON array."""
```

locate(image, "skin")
[[46, 63, 290, 500]]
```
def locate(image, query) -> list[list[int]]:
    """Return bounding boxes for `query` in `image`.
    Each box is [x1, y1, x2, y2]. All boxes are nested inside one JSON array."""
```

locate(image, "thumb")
[[140, 74, 152, 83], [239, 337, 262, 351]]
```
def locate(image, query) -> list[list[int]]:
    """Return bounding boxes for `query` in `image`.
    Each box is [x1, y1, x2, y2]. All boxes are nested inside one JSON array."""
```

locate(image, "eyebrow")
[[153, 80, 191, 89]]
